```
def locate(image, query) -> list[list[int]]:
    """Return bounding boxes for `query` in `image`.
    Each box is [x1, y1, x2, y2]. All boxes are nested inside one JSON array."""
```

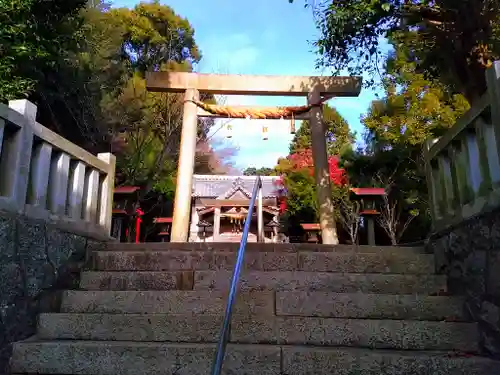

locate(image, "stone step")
[[100, 242, 427, 254], [60, 290, 467, 321], [193, 270, 447, 294], [11, 341, 498, 375], [80, 271, 447, 294], [93, 250, 435, 274], [276, 291, 466, 321], [80, 270, 194, 291], [61, 290, 275, 315], [37, 313, 479, 352]]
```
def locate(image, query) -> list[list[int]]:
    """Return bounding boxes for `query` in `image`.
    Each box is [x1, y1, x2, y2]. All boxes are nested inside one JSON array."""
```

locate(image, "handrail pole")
[[210, 176, 262, 375]]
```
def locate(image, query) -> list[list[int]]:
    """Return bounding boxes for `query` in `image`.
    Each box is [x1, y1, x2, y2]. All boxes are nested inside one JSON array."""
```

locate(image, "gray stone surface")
[[276, 291, 467, 321], [10, 341, 281, 375], [102, 242, 427, 254], [8, 238, 500, 375], [60, 290, 274, 315], [0, 209, 106, 374], [282, 346, 499, 375], [193, 270, 447, 294], [10, 341, 498, 375], [427, 207, 500, 357], [80, 271, 189, 290], [37, 313, 479, 352], [297, 252, 434, 274], [93, 250, 435, 274]]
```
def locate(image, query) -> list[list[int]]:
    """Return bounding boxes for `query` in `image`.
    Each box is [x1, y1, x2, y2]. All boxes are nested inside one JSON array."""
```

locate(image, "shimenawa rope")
[[185, 96, 330, 119]]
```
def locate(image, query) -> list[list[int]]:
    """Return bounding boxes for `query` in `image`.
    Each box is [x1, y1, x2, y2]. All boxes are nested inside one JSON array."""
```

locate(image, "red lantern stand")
[[112, 186, 143, 243]]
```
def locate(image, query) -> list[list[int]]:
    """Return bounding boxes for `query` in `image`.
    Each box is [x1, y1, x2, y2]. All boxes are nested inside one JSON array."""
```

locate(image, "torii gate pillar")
[[309, 89, 338, 244], [170, 88, 199, 242], [146, 72, 362, 244]]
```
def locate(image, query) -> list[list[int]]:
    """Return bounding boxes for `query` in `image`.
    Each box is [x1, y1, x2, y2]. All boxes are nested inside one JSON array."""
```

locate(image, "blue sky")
[[114, 0, 386, 170]]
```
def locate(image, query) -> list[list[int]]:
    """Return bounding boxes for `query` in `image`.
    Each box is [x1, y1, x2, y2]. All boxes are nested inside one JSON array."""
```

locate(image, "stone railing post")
[[0, 99, 117, 238], [486, 61, 500, 157], [423, 138, 440, 225], [0, 100, 36, 212], [97, 153, 116, 235]]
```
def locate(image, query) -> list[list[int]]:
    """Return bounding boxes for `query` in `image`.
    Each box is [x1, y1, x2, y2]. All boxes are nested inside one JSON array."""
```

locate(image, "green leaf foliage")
[[243, 167, 278, 176], [342, 40, 470, 242], [290, 0, 500, 99], [0, 0, 87, 101], [290, 104, 355, 157]]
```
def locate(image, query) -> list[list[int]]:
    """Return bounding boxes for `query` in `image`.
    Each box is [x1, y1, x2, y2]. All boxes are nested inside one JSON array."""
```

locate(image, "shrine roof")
[[350, 187, 386, 196], [114, 186, 140, 194], [192, 175, 280, 198]]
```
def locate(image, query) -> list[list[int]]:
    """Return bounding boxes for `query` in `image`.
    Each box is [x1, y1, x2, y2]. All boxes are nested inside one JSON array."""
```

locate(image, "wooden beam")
[[197, 198, 276, 207], [146, 72, 362, 97], [197, 106, 309, 120]]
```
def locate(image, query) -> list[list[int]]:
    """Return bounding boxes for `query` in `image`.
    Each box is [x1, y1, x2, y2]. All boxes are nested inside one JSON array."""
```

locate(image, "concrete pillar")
[[0, 100, 35, 212], [308, 89, 339, 244], [485, 62, 500, 166], [83, 169, 100, 223], [214, 207, 221, 242], [67, 161, 86, 220], [27, 143, 52, 208], [97, 152, 116, 234], [189, 204, 199, 242], [171, 88, 200, 242], [47, 152, 71, 216]]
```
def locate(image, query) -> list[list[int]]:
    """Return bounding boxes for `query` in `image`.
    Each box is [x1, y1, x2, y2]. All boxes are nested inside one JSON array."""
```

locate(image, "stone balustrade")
[[0, 99, 116, 370], [0, 99, 115, 237], [424, 64, 500, 232], [425, 63, 500, 357]]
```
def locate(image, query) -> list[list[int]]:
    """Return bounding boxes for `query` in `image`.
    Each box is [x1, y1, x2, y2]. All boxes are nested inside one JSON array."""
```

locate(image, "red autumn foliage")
[[273, 149, 348, 214], [287, 148, 348, 186]]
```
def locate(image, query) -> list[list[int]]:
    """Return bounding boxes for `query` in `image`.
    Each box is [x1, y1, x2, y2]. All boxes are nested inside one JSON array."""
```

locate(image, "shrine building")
[[189, 175, 281, 242]]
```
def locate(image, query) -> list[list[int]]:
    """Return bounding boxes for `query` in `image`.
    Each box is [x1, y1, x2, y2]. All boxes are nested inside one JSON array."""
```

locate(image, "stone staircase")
[[9, 243, 500, 374]]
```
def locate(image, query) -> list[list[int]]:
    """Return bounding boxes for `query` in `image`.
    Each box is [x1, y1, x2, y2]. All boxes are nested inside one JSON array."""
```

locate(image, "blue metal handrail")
[[210, 176, 263, 375]]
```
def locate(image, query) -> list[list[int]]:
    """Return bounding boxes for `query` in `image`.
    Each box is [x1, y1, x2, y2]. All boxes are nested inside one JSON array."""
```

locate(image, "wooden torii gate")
[[146, 72, 362, 244]]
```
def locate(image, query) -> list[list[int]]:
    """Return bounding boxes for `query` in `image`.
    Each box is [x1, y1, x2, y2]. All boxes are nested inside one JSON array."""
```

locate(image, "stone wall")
[[426, 207, 500, 358], [0, 210, 107, 374]]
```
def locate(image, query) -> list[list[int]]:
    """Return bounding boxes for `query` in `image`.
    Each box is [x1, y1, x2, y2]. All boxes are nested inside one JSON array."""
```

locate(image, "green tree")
[[108, 1, 201, 74], [290, 104, 354, 156], [363, 43, 470, 152], [243, 167, 277, 176], [3, 0, 226, 194], [290, 0, 500, 100], [343, 43, 470, 241], [77, 2, 223, 193], [0, 0, 87, 101]]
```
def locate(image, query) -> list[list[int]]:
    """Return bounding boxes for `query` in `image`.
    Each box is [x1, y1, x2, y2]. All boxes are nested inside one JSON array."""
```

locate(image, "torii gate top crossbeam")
[[146, 72, 362, 97]]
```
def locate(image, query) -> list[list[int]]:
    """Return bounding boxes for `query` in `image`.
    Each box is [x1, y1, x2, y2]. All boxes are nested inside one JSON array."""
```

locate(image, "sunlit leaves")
[[290, 104, 355, 156], [362, 44, 470, 150], [0, 0, 87, 101], [108, 1, 201, 74], [291, 0, 500, 98]]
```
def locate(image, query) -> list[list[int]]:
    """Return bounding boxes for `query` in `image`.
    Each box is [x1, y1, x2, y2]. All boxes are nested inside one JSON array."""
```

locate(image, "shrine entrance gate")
[[146, 71, 362, 244]]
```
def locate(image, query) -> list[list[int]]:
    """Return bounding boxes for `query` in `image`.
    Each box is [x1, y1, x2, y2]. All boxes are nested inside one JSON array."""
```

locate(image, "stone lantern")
[[350, 188, 385, 245], [265, 218, 281, 243], [197, 219, 212, 242]]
